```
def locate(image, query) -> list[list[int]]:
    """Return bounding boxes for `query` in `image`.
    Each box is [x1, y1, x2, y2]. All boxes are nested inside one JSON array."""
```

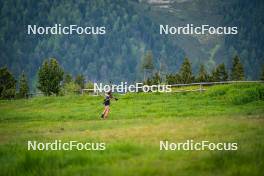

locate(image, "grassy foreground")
[[0, 83, 264, 176]]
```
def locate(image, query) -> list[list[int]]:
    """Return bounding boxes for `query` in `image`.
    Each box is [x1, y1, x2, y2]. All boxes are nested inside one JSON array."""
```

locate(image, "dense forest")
[[0, 0, 184, 89], [222, 0, 264, 79], [0, 0, 264, 91]]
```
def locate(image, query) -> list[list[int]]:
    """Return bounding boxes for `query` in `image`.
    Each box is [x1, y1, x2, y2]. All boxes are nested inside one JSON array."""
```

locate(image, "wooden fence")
[[81, 81, 264, 95]]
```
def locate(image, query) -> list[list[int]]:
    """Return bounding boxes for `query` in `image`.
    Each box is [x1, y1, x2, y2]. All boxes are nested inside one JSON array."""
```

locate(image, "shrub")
[[206, 83, 264, 105], [63, 82, 81, 95], [206, 85, 228, 97], [228, 85, 264, 105]]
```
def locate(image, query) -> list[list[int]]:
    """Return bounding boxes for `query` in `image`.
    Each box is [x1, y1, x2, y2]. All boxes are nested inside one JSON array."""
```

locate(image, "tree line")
[[165, 56, 245, 85], [142, 51, 263, 85], [1, 54, 264, 99], [0, 58, 89, 99]]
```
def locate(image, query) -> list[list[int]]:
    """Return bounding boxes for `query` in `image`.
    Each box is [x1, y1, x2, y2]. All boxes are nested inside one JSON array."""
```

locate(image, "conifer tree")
[[166, 73, 181, 84], [18, 71, 29, 98], [165, 74, 174, 84], [196, 64, 208, 82], [0, 67, 16, 99], [179, 58, 194, 83], [231, 55, 244, 80], [211, 63, 228, 82]]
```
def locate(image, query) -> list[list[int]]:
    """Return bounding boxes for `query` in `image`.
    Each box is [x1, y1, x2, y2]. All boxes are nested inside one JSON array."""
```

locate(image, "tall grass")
[[0, 83, 263, 122], [0, 83, 263, 176], [206, 83, 264, 105]]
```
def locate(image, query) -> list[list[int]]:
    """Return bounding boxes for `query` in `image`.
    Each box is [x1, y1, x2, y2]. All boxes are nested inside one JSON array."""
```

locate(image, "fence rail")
[[26, 81, 263, 97], [170, 80, 264, 87], [24, 81, 264, 98], [81, 81, 264, 95]]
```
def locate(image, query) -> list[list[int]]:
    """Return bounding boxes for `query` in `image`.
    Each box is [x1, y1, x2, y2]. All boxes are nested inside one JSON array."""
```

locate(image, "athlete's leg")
[[101, 106, 107, 118], [104, 106, 110, 119]]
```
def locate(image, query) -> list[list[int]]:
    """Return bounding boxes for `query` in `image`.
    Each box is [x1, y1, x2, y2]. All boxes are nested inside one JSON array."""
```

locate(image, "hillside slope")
[[0, 0, 185, 85], [141, 0, 264, 77], [0, 0, 264, 87]]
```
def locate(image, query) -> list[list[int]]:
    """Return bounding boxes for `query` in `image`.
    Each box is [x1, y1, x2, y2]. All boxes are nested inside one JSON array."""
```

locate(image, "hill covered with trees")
[[0, 0, 264, 90], [222, 0, 264, 79], [0, 0, 184, 88], [143, 0, 264, 79]]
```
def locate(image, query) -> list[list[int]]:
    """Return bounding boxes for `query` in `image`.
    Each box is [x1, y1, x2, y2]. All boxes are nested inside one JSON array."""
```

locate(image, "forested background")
[[0, 0, 264, 90], [222, 0, 264, 79]]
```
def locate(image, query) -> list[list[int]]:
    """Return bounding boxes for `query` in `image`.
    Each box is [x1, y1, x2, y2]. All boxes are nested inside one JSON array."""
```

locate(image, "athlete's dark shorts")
[[104, 100, 110, 106]]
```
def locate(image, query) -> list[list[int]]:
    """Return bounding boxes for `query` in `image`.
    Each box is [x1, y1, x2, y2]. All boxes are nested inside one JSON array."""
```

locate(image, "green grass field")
[[0, 83, 264, 176]]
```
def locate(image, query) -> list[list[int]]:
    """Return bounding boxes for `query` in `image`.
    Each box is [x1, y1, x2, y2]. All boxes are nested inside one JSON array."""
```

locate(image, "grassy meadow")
[[0, 83, 264, 176]]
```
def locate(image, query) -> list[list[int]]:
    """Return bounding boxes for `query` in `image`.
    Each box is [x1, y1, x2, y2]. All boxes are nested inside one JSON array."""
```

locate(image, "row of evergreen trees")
[[1, 56, 264, 99], [0, 59, 87, 99], [145, 55, 253, 85], [0, 67, 29, 99]]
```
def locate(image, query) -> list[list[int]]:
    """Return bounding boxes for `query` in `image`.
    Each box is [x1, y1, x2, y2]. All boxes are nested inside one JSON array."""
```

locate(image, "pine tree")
[[166, 73, 181, 84], [218, 63, 229, 81], [231, 55, 244, 80], [165, 74, 174, 84], [75, 74, 85, 89], [196, 64, 208, 82], [18, 71, 29, 98], [0, 67, 16, 99], [38, 58, 64, 96], [179, 58, 194, 84], [211, 63, 228, 82]]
